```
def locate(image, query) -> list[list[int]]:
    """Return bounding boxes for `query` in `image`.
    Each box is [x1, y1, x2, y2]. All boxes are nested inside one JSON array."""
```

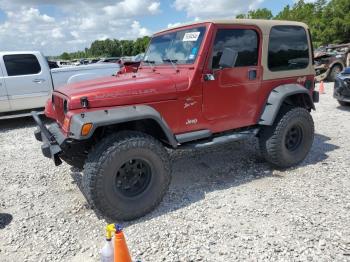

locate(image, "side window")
[[211, 29, 259, 69], [268, 26, 309, 71], [3, 54, 41, 76]]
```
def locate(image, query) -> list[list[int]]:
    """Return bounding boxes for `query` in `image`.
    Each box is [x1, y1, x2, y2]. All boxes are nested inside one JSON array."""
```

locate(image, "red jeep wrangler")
[[33, 19, 319, 221]]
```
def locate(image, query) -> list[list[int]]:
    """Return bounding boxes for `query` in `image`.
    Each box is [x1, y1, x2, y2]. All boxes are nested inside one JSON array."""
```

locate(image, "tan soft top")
[[155, 19, 314, 80], [156, 19, 309, 35]]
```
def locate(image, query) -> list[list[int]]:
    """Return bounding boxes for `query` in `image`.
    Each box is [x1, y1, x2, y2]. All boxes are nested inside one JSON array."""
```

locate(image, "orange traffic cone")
[[319, 81, 325, 94], [114, 225, 132, 262]]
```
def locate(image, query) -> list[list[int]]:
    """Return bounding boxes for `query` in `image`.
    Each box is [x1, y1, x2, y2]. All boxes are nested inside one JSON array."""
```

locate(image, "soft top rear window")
[[268, 26, 309, 72]]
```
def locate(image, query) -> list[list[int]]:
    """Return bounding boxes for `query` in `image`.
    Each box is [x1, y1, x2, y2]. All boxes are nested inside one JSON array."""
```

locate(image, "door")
[[0, 65, 10, 113], [202, 26, 262, 129], [2, 53, 51, 111]]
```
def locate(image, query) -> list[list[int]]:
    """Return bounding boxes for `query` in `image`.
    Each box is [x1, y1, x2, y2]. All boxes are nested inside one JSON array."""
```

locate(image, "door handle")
[[33, 79, 46, 83], [248, 69, 257, 80]]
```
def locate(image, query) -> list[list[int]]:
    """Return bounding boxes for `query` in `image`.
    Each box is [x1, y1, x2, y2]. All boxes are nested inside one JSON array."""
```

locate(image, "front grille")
[[345, 78, 350, 86]]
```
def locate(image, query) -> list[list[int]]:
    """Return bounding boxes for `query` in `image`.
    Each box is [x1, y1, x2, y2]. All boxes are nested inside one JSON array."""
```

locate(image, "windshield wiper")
[[162, 58, 178, 70], [162, 59, 178, 63], [142, 59, 155, 70]]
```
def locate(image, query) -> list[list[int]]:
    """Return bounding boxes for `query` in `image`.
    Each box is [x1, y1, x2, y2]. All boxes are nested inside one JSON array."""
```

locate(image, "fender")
[[259, 84, 315, 126], [68, 105, 178, 147], [329, 61, 345, 71]]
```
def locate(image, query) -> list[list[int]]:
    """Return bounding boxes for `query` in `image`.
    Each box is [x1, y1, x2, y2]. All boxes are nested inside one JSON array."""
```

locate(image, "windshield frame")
[[141, 23, 208, 68]]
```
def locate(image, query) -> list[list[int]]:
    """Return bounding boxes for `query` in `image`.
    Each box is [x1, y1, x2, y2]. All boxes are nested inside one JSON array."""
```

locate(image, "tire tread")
[[82, 131, 171, 220], [259, 107, 314, 168]]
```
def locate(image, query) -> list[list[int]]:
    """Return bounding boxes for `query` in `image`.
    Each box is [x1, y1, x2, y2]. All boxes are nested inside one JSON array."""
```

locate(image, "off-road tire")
[[338, 100, 350, 107], [327, 64, 342, 82], [259, 107, 314, 168], [82, 131, 171, 221]]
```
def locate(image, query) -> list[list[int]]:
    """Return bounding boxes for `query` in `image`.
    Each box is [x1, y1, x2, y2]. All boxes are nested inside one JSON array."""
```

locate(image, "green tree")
[[236, 8, 273, 19], [132, 36, 151, 55], [119, 40, 134, 56], [90, 40, 104, 57], [60, 52, 71, 60], [250, 8, 273, 19], [236, 13, 246, 19], [237, 0, 349, 46], [320, 0, 350, 44], [275, 0, 315, 25], [274, 0, 349, 45]]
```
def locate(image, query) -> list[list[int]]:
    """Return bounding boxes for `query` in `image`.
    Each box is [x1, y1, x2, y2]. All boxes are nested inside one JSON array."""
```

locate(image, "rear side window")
[[3, 54, 41, 76], [211, 29, 259, 69], [268, 26, 309, 71]]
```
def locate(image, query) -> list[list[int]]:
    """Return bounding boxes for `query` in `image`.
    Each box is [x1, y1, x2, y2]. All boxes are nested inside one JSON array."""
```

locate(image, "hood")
[[55, 71, 179, 109], [337, 67, 350, 79]]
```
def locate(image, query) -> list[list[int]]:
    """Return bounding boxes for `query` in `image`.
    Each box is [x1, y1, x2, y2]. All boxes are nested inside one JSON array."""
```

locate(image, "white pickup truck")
[[0, 51, 120, 119]]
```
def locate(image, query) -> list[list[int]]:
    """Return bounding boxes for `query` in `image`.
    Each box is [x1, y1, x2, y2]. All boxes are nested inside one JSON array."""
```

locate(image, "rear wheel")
[[259, 107, 314, 168], [82, 131, 171, 221]]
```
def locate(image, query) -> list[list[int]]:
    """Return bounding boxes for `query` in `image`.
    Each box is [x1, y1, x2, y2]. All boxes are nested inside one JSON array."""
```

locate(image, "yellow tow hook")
[[106, 223, 117, 240]]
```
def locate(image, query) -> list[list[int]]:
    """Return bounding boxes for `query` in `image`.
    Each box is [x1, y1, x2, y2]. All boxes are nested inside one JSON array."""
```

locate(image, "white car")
[[0, 51, 120, 119], [56, 60, 72, 68]]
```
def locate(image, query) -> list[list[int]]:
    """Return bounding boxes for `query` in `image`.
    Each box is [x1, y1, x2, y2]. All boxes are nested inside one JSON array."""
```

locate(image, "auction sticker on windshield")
[[183, 32, 200, 42]]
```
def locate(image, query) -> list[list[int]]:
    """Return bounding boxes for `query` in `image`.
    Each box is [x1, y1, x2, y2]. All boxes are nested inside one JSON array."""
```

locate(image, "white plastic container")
[[100, 239, 114, 262]]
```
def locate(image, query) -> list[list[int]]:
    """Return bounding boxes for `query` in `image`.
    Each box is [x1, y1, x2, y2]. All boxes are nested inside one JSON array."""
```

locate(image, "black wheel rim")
[[285, 125, 303, 152], [115, 159, 152, 198]]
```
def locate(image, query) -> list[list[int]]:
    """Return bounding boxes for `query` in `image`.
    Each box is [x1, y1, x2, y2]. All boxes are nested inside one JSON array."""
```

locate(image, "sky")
[[0, 0, 315, 56]]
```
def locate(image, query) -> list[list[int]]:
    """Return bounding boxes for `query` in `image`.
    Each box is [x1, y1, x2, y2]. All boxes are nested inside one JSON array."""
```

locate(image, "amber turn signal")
[[81, 123, 93, 136], [62, 117, 70, 131]]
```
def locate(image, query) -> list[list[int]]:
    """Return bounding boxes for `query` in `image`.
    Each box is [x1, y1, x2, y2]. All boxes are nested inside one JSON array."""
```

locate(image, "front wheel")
[[327, 64, 342, 82], [259, 107, 314, 168], [82, 131, 171, 221]]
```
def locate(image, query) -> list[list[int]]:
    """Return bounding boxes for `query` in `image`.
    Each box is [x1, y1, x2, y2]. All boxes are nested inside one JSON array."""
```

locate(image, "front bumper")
[[334, 92, 350, 102], [334, 76, 350, 102], [32, 111, 65, 166]]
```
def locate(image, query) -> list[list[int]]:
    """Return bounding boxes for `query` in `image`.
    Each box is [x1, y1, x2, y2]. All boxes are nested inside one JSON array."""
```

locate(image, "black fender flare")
[[68, 105, 178, 147], [259, 84, 315, 126]]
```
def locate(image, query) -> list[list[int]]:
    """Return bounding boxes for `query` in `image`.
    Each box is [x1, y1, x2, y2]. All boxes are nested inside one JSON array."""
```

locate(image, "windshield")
[[143, 26, 206, 65]]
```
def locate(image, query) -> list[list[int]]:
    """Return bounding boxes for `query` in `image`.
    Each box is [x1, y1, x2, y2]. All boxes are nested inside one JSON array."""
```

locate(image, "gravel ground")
[[0, 82, 349, 262]]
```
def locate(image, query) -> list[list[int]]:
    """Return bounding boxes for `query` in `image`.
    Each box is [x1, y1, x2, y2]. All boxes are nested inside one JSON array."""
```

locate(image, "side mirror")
[[219, 48, 238, 69]]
